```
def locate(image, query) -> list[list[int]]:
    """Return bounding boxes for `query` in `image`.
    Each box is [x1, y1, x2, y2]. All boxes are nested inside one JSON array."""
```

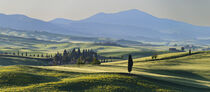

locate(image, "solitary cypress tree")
[[189, 49, 192, 55], [128, 55, 133, 74]]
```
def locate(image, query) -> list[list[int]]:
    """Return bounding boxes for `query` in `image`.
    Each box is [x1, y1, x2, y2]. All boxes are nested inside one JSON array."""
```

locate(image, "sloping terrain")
[[0, 65, 179, 92], [37, 51, 210, 91], [0, 29, 167, 58], [1, 51, 210, 91], [0, 55, 50, 66]]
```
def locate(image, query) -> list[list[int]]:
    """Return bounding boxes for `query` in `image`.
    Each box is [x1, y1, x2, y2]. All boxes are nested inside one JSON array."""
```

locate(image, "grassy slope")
[[0, 65, 177, 92], [37, 51, 210, 91], [0, 28, 172, 58], [0, 55, 50, 66], [1, 51, 210, 91], [0, 35, 170, 58]]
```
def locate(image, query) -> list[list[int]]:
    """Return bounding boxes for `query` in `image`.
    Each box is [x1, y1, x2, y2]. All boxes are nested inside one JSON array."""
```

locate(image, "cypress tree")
[[62, 49, 69, 64], [17, 51, 20, 56], [91, 57, 101, 65], [189, 49, 192, 55], [76, 57, 85, 65], [128, 55, 133, 74], [41, 54, 44, 57]]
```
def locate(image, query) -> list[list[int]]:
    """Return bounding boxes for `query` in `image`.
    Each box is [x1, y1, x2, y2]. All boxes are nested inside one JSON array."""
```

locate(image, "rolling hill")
[[0, 28, 157, 58], [0, 51, 210, 91]]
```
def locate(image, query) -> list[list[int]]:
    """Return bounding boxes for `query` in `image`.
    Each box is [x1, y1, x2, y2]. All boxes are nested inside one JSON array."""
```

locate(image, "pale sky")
[[0, 0, 210, 26]]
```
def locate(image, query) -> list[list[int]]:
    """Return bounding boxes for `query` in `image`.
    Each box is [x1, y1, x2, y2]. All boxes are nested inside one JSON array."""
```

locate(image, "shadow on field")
[[143, 69, 209, 81], [55, 72, 210, 92], [0, 55, 51, 66], [0, 72, 59, 87], [106, 72, 210, 92]]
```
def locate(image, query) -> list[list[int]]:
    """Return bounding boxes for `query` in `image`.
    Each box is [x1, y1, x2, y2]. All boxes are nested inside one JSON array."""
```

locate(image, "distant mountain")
[[50, 18, 75, 25], [0, 13, 81, 35], [1, 9, 210, 42], [50, 9, 210, 41]]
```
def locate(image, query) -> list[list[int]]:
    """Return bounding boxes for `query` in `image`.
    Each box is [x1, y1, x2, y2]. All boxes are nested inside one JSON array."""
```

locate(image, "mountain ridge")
[[1, 9, 210, 41]]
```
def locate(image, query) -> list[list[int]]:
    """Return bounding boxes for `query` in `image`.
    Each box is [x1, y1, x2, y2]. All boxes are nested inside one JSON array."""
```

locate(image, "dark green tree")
[[53, 52, 62, 65], [128, 55, 133, 74], [76, 57, 85, 65], [62, 49, 69, 64], [17, 51, 20, 56], [41, 54, 44, 57], [189, 49, 192, 55], [181, 47, 185, 51], [152, 54, 158, 60], [91, 57, 101, 65]]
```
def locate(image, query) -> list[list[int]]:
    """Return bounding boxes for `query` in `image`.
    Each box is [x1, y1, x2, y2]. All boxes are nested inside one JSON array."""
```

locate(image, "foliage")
[[152, 54, 158, 60], [76, 57, 85, 65], [91, 57, 101, 65], [128, 55, 133, 73], [53, 48, 99, 65]]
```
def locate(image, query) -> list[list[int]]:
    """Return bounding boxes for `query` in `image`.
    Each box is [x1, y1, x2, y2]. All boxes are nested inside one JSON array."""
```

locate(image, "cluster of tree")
[[152, 54, 158, 60], [0, 51, 53, 58], [53, 48, 100, 65]]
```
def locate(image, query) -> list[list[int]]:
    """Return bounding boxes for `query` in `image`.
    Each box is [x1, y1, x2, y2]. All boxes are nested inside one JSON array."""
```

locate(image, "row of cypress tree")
[[0, 51, 53, 58]]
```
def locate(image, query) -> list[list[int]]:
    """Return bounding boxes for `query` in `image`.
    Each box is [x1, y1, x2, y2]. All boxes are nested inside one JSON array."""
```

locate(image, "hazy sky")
[[0, 0, 209, 26]]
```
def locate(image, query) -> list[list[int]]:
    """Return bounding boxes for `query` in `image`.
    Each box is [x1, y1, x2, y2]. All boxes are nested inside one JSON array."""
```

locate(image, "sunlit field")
[[0, 51, 210, 91]]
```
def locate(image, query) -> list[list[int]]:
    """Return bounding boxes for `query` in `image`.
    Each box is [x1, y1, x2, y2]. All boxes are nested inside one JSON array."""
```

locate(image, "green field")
[[1, 28, 210, 92], [0, 51, 210, 91], [0, 34, 172, 59], [0, 28, 178, 59]]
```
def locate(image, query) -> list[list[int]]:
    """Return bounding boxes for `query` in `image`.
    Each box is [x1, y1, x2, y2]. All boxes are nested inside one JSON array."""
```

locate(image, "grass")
[[0, 55, 50, 66], [1, 50, 210, 91], [0, 65, 177, 92], [0, 38, 172, 59], [0, 28, 176, 59], [36, 51, 210, 91]]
